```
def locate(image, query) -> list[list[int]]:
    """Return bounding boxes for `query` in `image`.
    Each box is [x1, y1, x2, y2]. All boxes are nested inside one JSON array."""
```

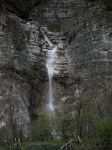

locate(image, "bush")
[[94, 118, 112, 149], [31, 113, 52, 141]]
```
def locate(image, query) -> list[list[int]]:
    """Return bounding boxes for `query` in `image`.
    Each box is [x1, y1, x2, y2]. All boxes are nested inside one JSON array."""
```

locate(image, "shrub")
[[31, 113, 52, 141]]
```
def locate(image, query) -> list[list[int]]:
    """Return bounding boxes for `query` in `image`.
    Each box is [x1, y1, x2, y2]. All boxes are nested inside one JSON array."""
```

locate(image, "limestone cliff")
[[0, 0, 112, 147], [0, 9, 48, 140]]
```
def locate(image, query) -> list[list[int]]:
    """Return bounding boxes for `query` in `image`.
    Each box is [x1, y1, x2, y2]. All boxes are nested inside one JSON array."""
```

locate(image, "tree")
[[94, 118, 112, 149], [31, 113, 52, 141]]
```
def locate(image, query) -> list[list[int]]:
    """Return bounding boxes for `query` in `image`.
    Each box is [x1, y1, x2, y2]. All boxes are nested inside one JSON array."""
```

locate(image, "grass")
[[0, 142, 13, 150], [0, 138, 93, 150], [21, 140, 65, 149]]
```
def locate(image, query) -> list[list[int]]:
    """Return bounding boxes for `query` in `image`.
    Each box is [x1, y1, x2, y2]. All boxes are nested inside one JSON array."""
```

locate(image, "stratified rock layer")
[[0, 1, 112, 147], [0, 10, 47, 134]]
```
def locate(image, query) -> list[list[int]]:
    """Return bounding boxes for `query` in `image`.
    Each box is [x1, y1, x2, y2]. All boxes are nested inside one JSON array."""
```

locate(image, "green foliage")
[[91, 118, 112, 149], [31, 113, 52, 141], [52, 109, 76, 141], [0, 142, 11, 149], [94, 118, 112, 139]]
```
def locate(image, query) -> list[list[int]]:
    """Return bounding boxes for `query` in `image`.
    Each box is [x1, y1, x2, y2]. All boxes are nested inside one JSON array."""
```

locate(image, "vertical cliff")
[[0, 7, 48, 140], [0, 0, 112, 148]]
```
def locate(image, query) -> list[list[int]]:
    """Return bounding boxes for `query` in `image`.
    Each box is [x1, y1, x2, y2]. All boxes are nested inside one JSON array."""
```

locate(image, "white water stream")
[[40, 27, 57, 115]]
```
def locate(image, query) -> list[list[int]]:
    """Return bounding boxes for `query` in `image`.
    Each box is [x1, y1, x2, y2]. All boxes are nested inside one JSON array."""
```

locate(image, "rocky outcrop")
[[30, 0, 77, 31], [0, 2, 69, 128], [66, 0, 112, 105], [0, 9, 48, 140], [0, 0, 40, 18], [62, 0, 112, 141]]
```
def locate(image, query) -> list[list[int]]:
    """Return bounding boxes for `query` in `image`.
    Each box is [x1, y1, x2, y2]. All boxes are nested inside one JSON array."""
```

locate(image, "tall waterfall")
[[40, 27, 57, 115]]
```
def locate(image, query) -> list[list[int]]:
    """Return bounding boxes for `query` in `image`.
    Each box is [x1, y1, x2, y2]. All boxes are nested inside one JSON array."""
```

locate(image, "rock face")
[[0, 9, 47, 140], [66, 0, 112, 108], [34, 0, 75, 20], [31, 0, 112, 143], [0, 4, 68, 139], [0, 0, 40, 18], [0, 0, 112, 146], [62, 1, 112, 141], [30, 0, 77, 31]]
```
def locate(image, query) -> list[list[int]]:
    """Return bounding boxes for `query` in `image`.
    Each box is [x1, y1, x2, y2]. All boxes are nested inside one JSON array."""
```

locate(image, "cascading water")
[[40, 27, 57, 115], [46, 46, 57, 114]]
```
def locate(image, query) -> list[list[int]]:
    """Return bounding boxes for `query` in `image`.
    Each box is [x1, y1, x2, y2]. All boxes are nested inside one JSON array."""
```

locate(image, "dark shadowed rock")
[[0, 0, 40, 18]]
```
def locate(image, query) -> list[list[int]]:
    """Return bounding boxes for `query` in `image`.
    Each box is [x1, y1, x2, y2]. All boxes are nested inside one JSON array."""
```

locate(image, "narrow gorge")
[[0, 0, 112, 150]]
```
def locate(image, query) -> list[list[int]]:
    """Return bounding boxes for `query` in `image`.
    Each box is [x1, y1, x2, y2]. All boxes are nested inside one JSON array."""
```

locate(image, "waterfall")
[[40, 27, 54, 47], [40, 27, 57, 115], [46, 46, 57, 114]]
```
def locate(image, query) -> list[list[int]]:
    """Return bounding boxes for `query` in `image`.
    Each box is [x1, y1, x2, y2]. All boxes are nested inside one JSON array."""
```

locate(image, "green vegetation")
[[94, 118, 112, 148], [0, 142, 12, 149], [0, 140, 64, 150], [29, 110, 112, 149], [31, 113, 52, 141], [21, 140, 64, 149]]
